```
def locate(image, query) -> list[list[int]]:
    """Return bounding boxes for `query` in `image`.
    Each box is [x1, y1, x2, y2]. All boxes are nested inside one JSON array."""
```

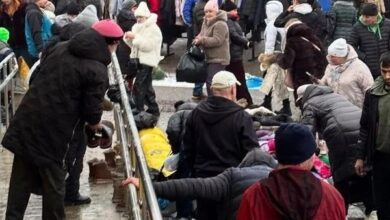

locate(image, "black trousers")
[[373, 151, 390, 220], [65, 120, 87, 200], [6, 155, 66, 220], [133, 64, 159, 114]]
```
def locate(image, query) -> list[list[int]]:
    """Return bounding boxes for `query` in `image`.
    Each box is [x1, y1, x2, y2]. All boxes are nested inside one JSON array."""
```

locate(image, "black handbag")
[[176, 45, 207, 83]]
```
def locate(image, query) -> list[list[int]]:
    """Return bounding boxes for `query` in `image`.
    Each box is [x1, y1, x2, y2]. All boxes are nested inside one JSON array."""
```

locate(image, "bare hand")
[[355, 159, 365, 176], [287, 4, 295, 12], [124, 32, 135, 40], [122, 177, 140, 188]]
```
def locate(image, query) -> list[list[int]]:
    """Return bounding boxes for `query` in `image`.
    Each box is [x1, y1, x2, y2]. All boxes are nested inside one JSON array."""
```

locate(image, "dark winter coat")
[[356, 87, 379, 166], [300, 85, 362, 182], [277, 23, 327, 98], [166, 102, 198, 154], [347, 17, 390, 78], [1, 29, 111, 167], [0, 4, 27, 49], [116, 9, 136, 76], [192, 0, 207, 35], [328, 1, 357, 42], [181, 95, 259, 178], [227, 17, 249, 61], [274, 3, 327, 42], [154, 149, 276, 220]]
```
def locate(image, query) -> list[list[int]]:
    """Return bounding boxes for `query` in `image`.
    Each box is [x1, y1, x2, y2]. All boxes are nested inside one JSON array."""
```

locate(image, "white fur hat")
[[328, 38, 348, 57], [134, 2, 151, 17]]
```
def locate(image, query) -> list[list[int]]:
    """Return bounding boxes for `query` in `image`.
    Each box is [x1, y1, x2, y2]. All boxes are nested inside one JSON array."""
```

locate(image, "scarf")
[[328, 58, 355, 82], [359, 14, 383, 39]]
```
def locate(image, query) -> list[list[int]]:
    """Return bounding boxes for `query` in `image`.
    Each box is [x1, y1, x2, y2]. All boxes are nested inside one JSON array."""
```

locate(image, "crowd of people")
[[1, 0, 390, 219]]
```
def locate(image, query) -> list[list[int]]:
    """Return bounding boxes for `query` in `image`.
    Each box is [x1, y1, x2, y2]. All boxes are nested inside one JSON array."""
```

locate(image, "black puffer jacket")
[[1, 29, 111, 167], [300, 85, 362, 182], [227, 17, 249, 61], [154, 149, 276, 220], [116, 9, 136, 76], [166, 102, 198, 154], [348, 18, 390, 78], [181, 96, 259, 178], [0, 4, 27, 49]]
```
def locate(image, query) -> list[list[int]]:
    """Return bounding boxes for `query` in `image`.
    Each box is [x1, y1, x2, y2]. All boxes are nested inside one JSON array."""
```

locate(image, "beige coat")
[[321, 45, 374, 108], [198, 10, 230, 65]]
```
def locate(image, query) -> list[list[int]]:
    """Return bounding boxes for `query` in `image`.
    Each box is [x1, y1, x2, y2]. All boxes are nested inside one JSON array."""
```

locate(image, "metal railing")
[[0, 53, 18, 139], [108, 53, 162, 220]]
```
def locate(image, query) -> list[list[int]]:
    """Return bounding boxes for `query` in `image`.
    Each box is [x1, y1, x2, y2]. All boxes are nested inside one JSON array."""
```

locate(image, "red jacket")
[[237, 169, 346, 220]]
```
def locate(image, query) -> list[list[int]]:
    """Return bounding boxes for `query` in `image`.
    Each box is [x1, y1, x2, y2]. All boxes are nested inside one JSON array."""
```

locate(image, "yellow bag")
[[139, 127, 171, 172], [17, 57, 30, 92]]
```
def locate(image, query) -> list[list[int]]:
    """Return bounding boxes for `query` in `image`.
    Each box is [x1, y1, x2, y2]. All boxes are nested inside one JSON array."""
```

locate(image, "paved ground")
[[0, 38, 369, 219]]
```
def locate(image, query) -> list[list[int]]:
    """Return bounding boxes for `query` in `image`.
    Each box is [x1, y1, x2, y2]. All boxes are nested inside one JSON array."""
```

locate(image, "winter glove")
[[107, 85, 121, 103]]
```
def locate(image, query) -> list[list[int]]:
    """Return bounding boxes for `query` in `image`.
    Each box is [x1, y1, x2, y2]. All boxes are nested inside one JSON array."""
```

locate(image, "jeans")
[[192, 83, 204, 96]]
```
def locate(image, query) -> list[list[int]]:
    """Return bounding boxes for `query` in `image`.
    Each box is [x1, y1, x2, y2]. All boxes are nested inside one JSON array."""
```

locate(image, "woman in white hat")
[[320, 38, 374, 108]]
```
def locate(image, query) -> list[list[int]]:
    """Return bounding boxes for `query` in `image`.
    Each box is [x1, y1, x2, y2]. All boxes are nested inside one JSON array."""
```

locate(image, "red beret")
[[92, 19, 124, 38]]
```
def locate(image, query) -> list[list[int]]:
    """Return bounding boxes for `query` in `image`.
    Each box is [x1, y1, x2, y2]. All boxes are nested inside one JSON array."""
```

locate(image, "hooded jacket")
[[116, 8, 136, 76], [237, 167, 346, 220], [198, 10, 230, 65], [1, 28, 110, 167], [181, 96, 258, 177], [321, 45, 374, 108], [264, 1, 284, 54], [300, 85, 362, 182], [124, 13, 163, 67], [154, 149, 276, 220], [274, 3, 327, 42], [347, 17, 390, 78], [166, 102, 198, 154], [226, 16, 249, 61]]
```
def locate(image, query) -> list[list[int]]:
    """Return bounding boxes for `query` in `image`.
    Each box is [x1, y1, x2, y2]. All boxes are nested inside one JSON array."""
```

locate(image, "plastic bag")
[[176, 46, 207, 83]]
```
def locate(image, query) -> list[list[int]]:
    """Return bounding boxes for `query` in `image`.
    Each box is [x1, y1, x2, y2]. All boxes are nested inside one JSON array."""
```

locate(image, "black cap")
[[361, 3, 378, 16], [220, 0, 237, 11]]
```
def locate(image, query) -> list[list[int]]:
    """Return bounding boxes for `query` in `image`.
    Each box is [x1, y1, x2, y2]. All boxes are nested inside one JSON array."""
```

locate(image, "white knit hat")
[[211, 71, 241, 89], [73, 5, 99, 27], [134, 2, 151, 17], [328, 38, 348, 57]]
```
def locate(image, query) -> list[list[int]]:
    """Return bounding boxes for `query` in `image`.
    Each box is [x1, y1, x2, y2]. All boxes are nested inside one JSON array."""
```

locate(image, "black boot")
[[261, 93, 272, 111], [275, 99, 292, 116]]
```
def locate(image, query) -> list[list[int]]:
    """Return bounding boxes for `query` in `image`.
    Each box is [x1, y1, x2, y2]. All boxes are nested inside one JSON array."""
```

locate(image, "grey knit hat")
[[122, 0, 137, 10], [73, 5, 99, 27]]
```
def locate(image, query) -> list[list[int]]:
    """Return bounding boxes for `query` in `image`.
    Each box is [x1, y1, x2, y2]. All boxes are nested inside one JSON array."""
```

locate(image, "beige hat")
[[134, 1, 151, 17], [211, 71, 241, 89], [296, 84, 311, 102]]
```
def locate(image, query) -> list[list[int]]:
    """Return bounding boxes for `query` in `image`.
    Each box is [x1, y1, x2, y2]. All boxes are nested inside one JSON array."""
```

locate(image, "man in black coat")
[[355, 52, 390, 219], [179, 70, 259, 220], [298, 84, 373, 214], [2, 19, 123, 220], [348, 3, 390, 79]]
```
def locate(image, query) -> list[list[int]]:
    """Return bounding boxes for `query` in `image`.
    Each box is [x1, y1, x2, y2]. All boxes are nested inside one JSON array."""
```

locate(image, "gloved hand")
[[107, 85, 121, 103]]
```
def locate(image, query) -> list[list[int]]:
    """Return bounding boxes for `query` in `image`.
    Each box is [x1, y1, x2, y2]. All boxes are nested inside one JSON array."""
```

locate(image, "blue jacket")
[[25, 3, 53, 58], [182, 0, 197, 25]]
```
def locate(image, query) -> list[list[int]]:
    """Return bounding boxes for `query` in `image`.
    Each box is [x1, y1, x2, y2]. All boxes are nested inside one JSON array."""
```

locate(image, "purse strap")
[[300, 37, 321, 52]]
